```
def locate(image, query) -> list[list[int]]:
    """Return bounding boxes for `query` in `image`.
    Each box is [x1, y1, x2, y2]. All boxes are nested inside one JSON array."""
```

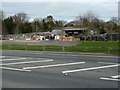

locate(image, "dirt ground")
[[1, 40, 81, 46]]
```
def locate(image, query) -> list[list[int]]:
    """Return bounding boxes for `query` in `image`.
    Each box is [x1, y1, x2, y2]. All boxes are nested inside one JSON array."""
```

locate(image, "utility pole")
[[118, 1, 120, 25]]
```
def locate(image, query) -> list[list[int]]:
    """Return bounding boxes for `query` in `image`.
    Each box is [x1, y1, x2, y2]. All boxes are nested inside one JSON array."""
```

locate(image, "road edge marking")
[[62, 64, 120, 74], [0, 58, 27, 61], [98, 62, 118, 65], [1, 59, 54, 66], [100, 77, 120, 82], [111, 75, 120, 79], [23, 62, 85, 70], [1, 67, 31, 72]]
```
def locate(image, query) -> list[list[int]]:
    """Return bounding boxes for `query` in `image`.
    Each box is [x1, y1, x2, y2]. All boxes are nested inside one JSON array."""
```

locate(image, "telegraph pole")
[[118, 1, 120, 25]]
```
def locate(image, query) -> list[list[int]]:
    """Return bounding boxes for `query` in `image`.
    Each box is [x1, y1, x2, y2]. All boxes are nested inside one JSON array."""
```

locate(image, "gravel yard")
[[2, 40, 81, 46]]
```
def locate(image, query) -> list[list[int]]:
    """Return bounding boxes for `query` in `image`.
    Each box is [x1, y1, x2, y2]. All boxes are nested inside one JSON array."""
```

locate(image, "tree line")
[[67, 11, 119, 36], [0, 10, 120, 36]]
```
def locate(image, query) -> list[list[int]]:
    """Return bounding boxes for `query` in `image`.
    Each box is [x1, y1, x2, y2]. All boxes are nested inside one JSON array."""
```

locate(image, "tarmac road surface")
[[1, 50, 119, 89]]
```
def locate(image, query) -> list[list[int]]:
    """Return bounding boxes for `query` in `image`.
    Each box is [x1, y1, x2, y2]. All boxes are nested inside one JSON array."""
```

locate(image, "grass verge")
[[1, 41, 119, 54]]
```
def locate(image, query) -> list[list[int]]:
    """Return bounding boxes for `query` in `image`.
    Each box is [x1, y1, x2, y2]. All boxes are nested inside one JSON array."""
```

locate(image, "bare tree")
[[76, 11, 97, 28], [75, 11, 100, 40], [54, 20, 67, 29], [33, 18, 43, 32], [84, 11, 97, 22], [12, 13, 28, 34], [110, 17, 118, 24]]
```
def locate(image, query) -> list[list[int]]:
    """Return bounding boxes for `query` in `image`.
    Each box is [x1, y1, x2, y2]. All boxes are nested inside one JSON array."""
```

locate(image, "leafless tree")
[[84, 11, 97, 22], [12, 13, 28, 34]]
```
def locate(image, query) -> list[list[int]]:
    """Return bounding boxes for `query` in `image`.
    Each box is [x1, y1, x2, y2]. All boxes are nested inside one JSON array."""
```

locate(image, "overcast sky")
[[1, 0, 119, 22], [1, 0, 119, 2]]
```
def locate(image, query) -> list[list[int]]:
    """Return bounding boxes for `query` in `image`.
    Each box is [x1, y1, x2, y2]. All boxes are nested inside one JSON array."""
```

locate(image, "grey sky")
[[1, 0, 119, 2], [1, 0, 119, 22]]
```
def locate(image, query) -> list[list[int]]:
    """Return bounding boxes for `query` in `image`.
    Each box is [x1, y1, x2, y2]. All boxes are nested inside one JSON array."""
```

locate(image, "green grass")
[[75, 41, 119, 48], [66, 41, 119, 54], [1, 44, 63, 51], [1, 41, 119, 54]]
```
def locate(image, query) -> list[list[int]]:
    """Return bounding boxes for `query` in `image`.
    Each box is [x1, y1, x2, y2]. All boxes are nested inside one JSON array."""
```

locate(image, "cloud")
[[1, 1, 118, 22], [2, 0, 119, 2]]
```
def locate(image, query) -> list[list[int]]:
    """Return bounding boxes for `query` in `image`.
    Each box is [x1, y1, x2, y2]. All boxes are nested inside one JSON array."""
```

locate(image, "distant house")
[[62, 27, 86, 37], [51, 29, 63, 35], [107, 33, 120, 41]]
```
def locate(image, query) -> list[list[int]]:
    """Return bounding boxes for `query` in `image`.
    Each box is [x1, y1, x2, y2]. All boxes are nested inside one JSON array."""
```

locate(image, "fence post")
[[62, 46, 65, 52], [43, 46, 45, 52], [9, 44, 11, 50], [108, 47, 110, 53], [25, 43, 27, 51]]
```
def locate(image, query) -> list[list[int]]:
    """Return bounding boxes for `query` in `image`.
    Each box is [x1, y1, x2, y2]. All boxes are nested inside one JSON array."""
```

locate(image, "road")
[[1, 50, 120, 89]]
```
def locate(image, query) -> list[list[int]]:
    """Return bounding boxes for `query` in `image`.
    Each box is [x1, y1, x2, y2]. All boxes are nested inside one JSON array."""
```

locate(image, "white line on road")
[[1, 58, 49, 62], [0, 67, 31, 72], [92, 56, 119, 58], [0, 58, 27, 61], [0, 59, 54, 66], [100, 77, 120, 82], [35, 53, 119, 58], [62, 64, 120, 74], [23, 62, 85, 70], [70, 55, 118, 58], [79, 55, 119, 58], [0, 56, 6, 58], [98, 62, 118, 65], [111, 75, 120, 79]]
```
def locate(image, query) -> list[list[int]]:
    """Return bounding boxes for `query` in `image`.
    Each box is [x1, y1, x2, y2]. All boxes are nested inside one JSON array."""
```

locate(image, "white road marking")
[[1, 57, 49, 62], [78, 55, 119, 58], [0, 58, 27, 61], [0, 56, 6, 58], [48, 54, 82, 56], [111, 75, 120, 79], [62, 64, 120, 74], [100, 77, 120, 82], [35, 53, 119, 58], [23, 62, 85, 70], [0, 59, 54, 66], [92, 56, 119, 58], [98, 62, 118, 65], [0, 67, 31, 72], [72, 55, 118, 58]]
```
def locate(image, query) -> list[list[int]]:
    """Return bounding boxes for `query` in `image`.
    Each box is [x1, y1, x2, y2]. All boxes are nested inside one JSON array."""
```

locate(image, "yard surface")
[[1, 40, 81, 46]]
